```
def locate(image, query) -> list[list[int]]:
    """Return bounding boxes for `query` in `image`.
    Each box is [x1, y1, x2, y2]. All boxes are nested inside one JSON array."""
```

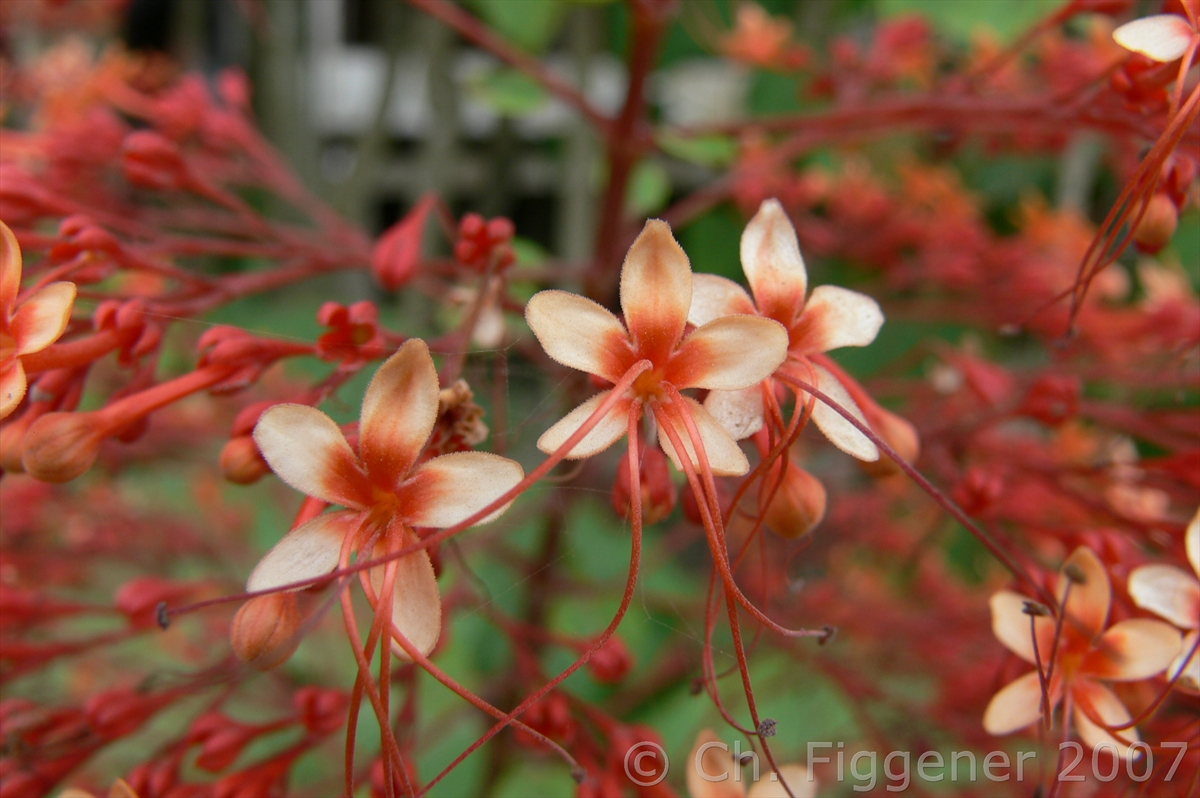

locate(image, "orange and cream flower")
[[1, 221, 77, 418], [687, 728, 816, 798], [525, 219, 788, 476], [1128, 508, 1200, 692], [985, 547, 1182, 757], [687, 199, 882, 460], [247, 338, 523, 660]]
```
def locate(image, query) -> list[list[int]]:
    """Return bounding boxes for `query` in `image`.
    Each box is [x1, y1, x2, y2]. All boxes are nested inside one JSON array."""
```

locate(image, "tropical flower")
[[524, 219, 788, 476], [687, 199, 882, 461], [984, 546, 1182, 757], [246, 338, 523, 660], [1128, 508, 1200, 692], [1, 220, 77, 418], [687, 728, 816, 798], [1112, 13, 1197, 63]]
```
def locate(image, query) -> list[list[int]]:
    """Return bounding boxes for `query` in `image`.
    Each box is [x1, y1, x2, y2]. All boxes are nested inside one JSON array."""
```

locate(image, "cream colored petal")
[[747, 765, 817, 798], [687, 729, 744, 798], [704, 386, 765, 441], [620, 219, 693, 362], [1071, 681, 1139, 758], [671, 316, 788, 391], [688, 273, 757, 327], [1187, 507, 1199, 578], [402, 451, 523, 528], [741, 199, 807, 325], [793, 285, 883, 354], [658, 396, 749, 477], [1086, 619, 1182, 681], [0, 220, 20, 313], [359, 339, 438, 489], [1057, 546, 1111, 641], [1128, 564, 1199, 629], [991, 590, 1055, 665], [12, 282, 75, 355], [983, 671, 1046, 735], [525, 290, 633, 383], [537, 390, 633, 460], [1112, 15, 1194, 63], [246, 509, 359, 591], [1168, 630, 1199, 692], [1, 362, 27, 419], [371, 539, 442, 663], [803, 364, 879, 461], [253, 404, 370, 508]]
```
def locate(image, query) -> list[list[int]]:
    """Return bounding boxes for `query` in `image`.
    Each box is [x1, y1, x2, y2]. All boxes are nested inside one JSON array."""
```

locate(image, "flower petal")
[[704, 386, 765, 441], [253, 404, 370, 508], [671, 316, 788, 391], [1169, 630, 1198, 693], [791, 285, 883, 355], [1128, 564, 1199, 629], [537, 390, 634, 460], [12, 282, 75, 355], [0, 221, 21, 314], [686, 729, 743, 798], [1, 361, 27, 419], [801, 364, 879, 461], [370, 537, 442, 663], [747, 765, 817, 798], [1187, 507, 1199, 578], [658, 396, 749, 477], [741, 199, 807, 326], [1058, 546, 1111, 641], [359, 339, 438, 489], [620, 220, 692, 363], [401, 451, 524, 528], [688, 273, 756, 327], [1084, 619, 1182, 681], [1112, 14, 1194, 63], [1071, 681, 1139, 758], [991, 590, 1056, 665], [983, 671, 1045, 735], [525, 290, 633, 383], [246, 509, 359, 591]]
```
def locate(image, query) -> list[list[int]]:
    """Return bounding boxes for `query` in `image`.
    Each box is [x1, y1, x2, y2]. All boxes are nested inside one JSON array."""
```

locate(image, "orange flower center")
[[631, 368, 667, 402]]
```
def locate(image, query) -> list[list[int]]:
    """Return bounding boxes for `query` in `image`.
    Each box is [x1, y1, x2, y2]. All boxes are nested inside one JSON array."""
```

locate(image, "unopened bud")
[[1134, 193, 1178, 254], [230, 592, 301, 671], [220, 435, 269, 485], [20, 411, 104, 483], [762, 460, 827, 539], [121, 131, 187, 190], [858, 405, 920, 478], [586, 635, 634, 685], [612, 447, 677, 525]]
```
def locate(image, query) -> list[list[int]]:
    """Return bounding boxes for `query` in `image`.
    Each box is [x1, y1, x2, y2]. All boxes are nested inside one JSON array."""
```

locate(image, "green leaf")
[[469, 67, 550, 117], [878, 0, 1062, 43], [468, 0, 568, 54], [625, 160, 672, 218], [657, 131, 739, 168]]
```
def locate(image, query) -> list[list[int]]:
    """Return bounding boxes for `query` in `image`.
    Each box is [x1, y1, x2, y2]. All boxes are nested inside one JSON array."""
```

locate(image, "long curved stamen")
[[416, 402, 646, 795]]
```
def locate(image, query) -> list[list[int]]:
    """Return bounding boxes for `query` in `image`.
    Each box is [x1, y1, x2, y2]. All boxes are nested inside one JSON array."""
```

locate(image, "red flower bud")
[[858, 405, 920, 478], [220, 435, 269, 485], [21, 411, 104, 483], [586, 635, 634, 685], [761, 459, 827, 539], [230, 592, 302, 671], [1133, 192, 1179, 254], [293, 686, 349, 735], [612, 447, 677, 525], [372, 195, 437, 291], [1020, 374, 1080, 426], [196, 724, 259, 772], [122, 131, 187, 190]]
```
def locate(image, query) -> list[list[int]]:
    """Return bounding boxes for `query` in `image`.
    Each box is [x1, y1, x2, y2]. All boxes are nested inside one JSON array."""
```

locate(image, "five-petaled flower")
[[687, 199, 882, 460], [985, 546, 1182, 757], [1128, 507, 1200, 693], [525, 219, 789, 476], [1, 220, 77, 418], [247, 338, 523, 660]]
